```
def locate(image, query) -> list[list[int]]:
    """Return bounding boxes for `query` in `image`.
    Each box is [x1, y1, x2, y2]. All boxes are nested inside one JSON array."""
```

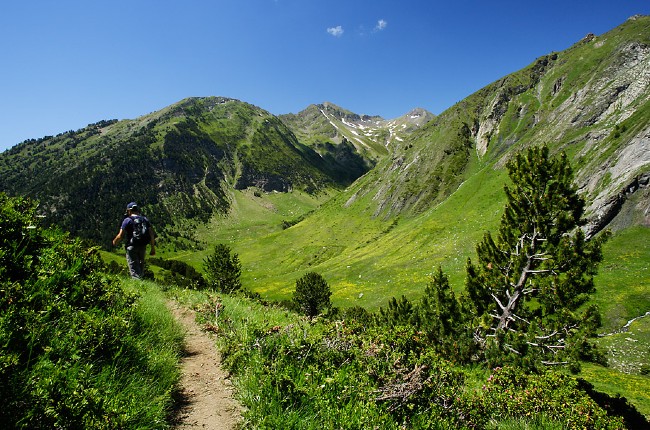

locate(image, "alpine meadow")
[[1, 15, 649, 429]]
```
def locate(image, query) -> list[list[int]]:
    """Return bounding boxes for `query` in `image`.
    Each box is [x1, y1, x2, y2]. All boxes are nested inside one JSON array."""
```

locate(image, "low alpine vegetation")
[[197, 293, 629, 429]]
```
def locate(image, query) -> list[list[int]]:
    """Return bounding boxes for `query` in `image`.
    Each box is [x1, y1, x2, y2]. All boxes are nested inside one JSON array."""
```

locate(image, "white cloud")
[[375, 19, 387, 31], [327, 25, 344, 37]]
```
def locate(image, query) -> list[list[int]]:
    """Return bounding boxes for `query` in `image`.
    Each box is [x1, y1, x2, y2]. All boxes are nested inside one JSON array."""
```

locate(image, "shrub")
[[149, 256, 207, 289], [341, 305, 372, 325], [376, 295, 416, 327], [201, 292, 631, 429], [457, 366, 626, 429]]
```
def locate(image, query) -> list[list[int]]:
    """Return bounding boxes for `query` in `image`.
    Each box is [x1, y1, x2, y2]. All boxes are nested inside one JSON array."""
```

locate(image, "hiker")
[[112, 202, 155, 279]]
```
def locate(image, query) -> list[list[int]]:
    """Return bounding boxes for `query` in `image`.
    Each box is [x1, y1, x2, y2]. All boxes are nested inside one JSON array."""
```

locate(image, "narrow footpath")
[[168, 302, 242, 429]]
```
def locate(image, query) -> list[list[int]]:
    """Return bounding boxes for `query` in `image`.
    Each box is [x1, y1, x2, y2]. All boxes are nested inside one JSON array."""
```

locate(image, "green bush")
[[197, 292, 632, 429], [457, 366, 624, 429], [0, 194, 182, 428], [149, 256, 207, 289]]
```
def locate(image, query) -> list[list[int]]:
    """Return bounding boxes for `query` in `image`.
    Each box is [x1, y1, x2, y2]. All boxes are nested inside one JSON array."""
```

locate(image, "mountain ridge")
[[278, 102, 434, 166], [341, 14, 650, 228]]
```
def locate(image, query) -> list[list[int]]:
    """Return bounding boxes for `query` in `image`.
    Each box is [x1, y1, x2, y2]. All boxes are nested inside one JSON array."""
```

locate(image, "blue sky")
[[1, 1, 648, 152]]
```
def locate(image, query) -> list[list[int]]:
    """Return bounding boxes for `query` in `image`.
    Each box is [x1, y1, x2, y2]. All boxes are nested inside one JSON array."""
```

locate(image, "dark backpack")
[[130, 215, 150, 246]]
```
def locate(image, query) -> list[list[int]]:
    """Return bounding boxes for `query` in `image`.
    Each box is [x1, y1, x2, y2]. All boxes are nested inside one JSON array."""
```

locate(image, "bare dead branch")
[[534, 331, 561, 340], [504, 344, 521, 355], [541, 361, 569, 366], [491, 293, 507, 311]]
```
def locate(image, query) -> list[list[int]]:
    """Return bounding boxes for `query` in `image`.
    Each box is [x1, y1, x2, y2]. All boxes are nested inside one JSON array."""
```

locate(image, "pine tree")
[[293, 272, 332, 318], [377, 295, 416, 327], [416, 267, 477, 361], [418, 267, 460, 341], [203, 244, 242, 293], [465, 145, 608, 369]]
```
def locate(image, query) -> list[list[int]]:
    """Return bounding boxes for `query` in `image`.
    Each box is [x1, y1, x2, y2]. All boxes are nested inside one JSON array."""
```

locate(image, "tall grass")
[[5, 275, 185, 429], [120, 279, 185, 420]]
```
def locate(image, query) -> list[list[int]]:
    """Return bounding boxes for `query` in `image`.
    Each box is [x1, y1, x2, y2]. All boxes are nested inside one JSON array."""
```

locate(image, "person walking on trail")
[[112, 202, 155, 279]]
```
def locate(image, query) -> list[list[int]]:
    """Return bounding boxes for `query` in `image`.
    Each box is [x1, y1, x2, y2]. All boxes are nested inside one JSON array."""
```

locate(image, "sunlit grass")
[[173, 162, 509, 309], [580, 362, 650, 420], [593, 226, 650, 332]]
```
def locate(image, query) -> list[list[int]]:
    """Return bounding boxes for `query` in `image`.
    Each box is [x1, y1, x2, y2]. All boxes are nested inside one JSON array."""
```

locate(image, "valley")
[[1, 14, 649, 426]]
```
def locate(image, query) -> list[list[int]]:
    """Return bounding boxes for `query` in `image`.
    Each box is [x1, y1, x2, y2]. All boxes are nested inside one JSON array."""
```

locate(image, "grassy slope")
[[171, 157, 649, 324], [581, 361, 650, 419], [594, 226, 650, 332], [166, 188, 335, 271], [179, 151, 503, 310]]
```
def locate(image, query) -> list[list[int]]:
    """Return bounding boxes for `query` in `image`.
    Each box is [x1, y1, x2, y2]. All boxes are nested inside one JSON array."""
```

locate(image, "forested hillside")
[[0, 98, 375, 247]]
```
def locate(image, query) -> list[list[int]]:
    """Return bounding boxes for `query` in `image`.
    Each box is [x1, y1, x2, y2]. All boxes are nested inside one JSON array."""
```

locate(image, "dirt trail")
[[168, 302, 241, 429]]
